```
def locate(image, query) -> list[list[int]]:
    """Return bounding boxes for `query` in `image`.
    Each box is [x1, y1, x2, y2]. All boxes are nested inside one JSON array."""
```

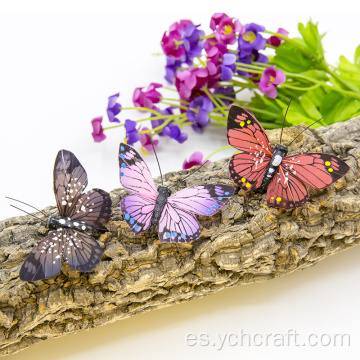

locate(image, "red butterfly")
[[227, 105, 350, 209]]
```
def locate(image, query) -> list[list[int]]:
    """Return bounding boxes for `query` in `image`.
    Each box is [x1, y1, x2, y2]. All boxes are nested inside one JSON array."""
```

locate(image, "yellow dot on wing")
[[276, 197, 282, 202], [271, 197, 274, 200], [247, 120, 251, 124], [325, 161, 331, 166], [241, 178, 246, 183], [245, 183, 251, 188], [328, 168, 333, 172], [240, 121, 245, 127]]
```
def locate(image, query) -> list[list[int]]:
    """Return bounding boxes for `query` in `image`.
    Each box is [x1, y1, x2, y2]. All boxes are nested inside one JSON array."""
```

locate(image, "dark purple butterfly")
[[119, 143, 235, 243], [19, 150, 112, 282]]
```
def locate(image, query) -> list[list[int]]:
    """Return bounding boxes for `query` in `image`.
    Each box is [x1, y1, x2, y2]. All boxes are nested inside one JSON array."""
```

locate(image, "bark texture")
[[1, 116, 360, 356]]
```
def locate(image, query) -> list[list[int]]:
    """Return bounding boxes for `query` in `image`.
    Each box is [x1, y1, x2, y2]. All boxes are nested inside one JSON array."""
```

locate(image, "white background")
[[1, 1, 360, 359]]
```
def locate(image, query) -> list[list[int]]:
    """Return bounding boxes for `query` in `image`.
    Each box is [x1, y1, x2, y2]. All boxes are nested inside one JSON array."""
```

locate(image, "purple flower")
[[106, 92, 121, 123], [215, 17, 244, 45], [139, 127, 159, 153], [91, 117, 106, 142], [125, 119, 140, 145], [221, 53, 237, 81], [162, 125, 188, 143], [175, 67, 208, 101], [151, 107, 174, 135], [259, 66, 286, 99], [238, 50, 268, 77], [267, 28, 289, 47], [133, 83, 162, 110], [187, 96, 214, 132], [165, 57, 182, 84], [183, 24, 205, 59], [214, 86, 235, 106], [151, 107, 187, 143], [238, 23, 266, 57], [183, 151, 207, 169], [210, 13, 231, 31]]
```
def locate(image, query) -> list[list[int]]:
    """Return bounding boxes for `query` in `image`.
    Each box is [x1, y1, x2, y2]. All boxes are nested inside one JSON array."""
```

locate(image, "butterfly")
[[19, 150, 112, 282], [227, 105, 350, 209], [119, 143, 235, 243]]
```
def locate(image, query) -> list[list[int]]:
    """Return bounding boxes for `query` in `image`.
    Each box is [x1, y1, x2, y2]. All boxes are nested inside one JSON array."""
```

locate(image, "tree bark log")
[[1, 116, 360, 356]]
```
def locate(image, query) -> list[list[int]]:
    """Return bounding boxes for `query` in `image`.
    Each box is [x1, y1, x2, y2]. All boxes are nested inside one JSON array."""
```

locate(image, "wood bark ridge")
[[1, 117, 360, 356]]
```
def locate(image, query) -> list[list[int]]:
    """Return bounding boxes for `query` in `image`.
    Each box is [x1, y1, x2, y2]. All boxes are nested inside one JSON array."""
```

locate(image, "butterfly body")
[[227, 105, 350, 209], [150, 186, 172, 229], [258, 144, 288, 193], [46, 215, 100, 236], [119, 143, 235, 243]]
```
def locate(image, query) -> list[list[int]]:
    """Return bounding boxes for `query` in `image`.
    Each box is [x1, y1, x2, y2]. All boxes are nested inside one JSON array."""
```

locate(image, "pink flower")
[[175, 67, 208, 100], [259, 66, 286, 99], [140, 127, 159, 153], [169, 19, 193, 32], [210, 13, 231, 31], [206, 61, 221, 89], [267, 28, 289, 47], [205, 38, 228, 63], [91, 116, 106, 142], [215, 17, 244, 45], [161, 29, 185, 59], [133, 83, 162, 110], [183, 151, 208, 169]]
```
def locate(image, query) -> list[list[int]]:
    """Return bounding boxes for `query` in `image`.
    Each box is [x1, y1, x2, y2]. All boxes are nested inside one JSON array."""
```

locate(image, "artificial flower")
[[183, 151, 207, 169], [106, 92, 121, 123], [259, 65, 286, 98], [215, 17, 244, 45], [124, 119, 140, 145], [267, 28, 289, 46], [238, 23, 266, 57], [139, 127, 159, 153], [133, 83, 162, 110], [91, 116, 106, 142], [187, 96, 214, 132]]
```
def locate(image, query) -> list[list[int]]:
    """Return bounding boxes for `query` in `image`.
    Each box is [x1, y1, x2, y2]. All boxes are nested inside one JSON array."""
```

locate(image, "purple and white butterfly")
[[119, 143, 235, 243], [19, 150, 112, 282]]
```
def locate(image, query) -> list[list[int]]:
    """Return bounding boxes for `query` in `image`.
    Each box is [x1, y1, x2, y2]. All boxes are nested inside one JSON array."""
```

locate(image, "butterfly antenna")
[[149, 137, 164, 186], [286, 117, 324, 147], [279, 99, 292, 145], [5, 196, 48, 217], [9, 204, 47, 225], [168, 160, 210, 189]]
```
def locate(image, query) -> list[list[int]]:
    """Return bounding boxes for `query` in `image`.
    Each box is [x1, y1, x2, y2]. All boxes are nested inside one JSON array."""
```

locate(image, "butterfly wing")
[[53, 149, 88, 217], [120, 194, 156, 235], [282, 153, 350, 190], [227, 105, 273, 156], [68, 188, 112, 231], [229, 153, 270, 191], [157, 184, 235, 243], [20, 230, 65, 282], [266, 166, 308, 209], [158, 203, 201, 243], [119, 142, 158, 200], [62, 229, 104, 272], [167, 184, 235, 216]]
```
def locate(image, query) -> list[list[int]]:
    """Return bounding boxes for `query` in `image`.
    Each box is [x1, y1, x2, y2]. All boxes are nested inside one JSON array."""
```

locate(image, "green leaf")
[[299, 70, 328, 81], [355, 45, 360, 68], [336, 55, 360, 90], [306, 86, 327, 108], [300, 93, 322, 120], [275, 98, 315, 126], [273, 41, 313, 73], [320, 91, 344, 118], [298, 20, 324, 61], [323, 98, 360, 123]]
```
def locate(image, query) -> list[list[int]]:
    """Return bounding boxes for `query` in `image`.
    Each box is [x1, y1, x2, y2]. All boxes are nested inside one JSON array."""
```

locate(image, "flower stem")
[[203, 145, 233, 162], [202, 87, 228, 117]]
